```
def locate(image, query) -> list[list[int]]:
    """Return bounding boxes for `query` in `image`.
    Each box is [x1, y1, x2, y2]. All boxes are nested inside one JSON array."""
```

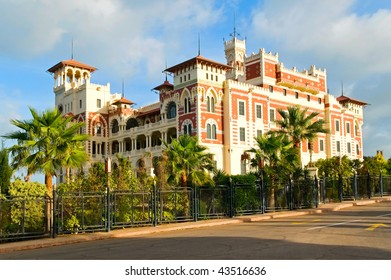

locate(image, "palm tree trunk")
[[45, 174, 53, 233]]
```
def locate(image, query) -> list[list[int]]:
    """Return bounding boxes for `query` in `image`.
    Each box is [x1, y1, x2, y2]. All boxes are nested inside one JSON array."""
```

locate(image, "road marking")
[[306, 213, 391, 231], [292, 219, 321, 225], [366, 223, 389, 231], [306, 219, 363, 231]]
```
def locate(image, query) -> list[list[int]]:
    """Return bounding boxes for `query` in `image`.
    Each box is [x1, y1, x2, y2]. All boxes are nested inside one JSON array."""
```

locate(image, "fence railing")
[[1, 174, 390, 243]]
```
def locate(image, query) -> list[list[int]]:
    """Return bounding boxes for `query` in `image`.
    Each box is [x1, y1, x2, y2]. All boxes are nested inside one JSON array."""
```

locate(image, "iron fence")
[[1, 174, 391, 243]]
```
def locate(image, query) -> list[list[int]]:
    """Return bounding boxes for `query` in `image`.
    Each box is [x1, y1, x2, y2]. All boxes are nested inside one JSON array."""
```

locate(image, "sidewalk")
[[1, 197, 390, 254]]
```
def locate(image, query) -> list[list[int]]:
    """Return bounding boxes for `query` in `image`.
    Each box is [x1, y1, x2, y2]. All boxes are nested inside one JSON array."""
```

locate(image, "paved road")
[[1, 201, 391, 260]]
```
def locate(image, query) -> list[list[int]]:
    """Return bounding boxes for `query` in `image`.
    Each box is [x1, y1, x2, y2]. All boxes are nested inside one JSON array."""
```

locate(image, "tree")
[[248, 132, 298, 207], [163, 135, 215, 188], [275, 105, 329, 166], [3, 107, 89, 194], [0, 145, 13, 195]]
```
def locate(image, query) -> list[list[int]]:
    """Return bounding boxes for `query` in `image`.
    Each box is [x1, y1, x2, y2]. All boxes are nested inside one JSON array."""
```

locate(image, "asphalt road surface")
[[1, 201, 391, 260]]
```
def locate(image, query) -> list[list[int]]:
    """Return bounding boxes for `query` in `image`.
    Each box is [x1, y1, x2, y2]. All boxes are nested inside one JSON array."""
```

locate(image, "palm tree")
[[275, 105, 329, 166], [248, 132, 298, 208], [3, 107, 89, 194], [163, 134, 215, 188]]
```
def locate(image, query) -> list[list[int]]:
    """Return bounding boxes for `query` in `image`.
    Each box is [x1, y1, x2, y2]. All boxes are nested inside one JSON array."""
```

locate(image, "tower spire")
[[230, 12, 240, 38], [71, 38, 74, 60], [341, 81, 344, 96], [198, 33, 201, 56]]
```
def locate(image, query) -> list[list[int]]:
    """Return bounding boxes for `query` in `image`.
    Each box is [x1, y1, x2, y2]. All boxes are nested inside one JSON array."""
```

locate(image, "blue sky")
[[1, 0, 391, 165]]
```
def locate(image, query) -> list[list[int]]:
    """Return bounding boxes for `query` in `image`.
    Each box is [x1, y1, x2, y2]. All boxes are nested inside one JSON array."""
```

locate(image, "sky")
[[1, 0, 391, 162]]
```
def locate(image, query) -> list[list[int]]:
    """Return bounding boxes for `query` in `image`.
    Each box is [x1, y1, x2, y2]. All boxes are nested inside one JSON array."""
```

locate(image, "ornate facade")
[[48, 36, 366, 183]]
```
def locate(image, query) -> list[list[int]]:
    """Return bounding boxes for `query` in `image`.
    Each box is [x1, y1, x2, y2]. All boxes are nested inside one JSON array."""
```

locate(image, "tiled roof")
[[47, 59, 97, 73]]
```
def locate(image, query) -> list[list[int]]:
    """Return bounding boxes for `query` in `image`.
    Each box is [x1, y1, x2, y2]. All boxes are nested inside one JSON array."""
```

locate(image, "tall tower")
[[47, 59, 112, 183], [224, 18, 246, 81]]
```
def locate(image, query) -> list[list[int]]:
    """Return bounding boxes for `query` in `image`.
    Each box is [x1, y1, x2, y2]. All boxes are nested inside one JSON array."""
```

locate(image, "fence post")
[[353, 172, 358, 200], [52, 186, 57, 238], [193, 185, 198, 222], [338, 174, 343, 202], [380, 171, 383, 197], [314, 176, 319, 208], [229, 178, 234, 218], [152, 181, 158, 227], [289, 176, 293, 210], [367, 173, 371, 199], [322, 176, 326, 204]]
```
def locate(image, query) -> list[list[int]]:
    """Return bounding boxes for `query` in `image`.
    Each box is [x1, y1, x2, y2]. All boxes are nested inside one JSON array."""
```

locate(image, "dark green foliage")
[[0, 147, 12, 195]]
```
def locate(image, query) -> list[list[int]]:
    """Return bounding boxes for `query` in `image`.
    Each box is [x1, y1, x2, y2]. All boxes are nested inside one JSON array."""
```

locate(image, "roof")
[[47, 59, 97, 73], [164, 55, 233, 73], [112, 97, 135, 106], [137, 107, 160, 117], [336, 95, 368, 106], [153, 79, 174, 91]]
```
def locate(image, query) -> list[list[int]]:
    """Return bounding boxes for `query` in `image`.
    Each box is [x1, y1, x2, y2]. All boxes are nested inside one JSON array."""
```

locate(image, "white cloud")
[[250, 0, 391, 77], [0, 0, 222, 80]]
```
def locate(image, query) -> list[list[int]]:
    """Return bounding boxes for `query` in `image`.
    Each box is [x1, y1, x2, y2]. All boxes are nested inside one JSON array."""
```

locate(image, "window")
[[111, 119, 119, 134], [346, 122, 351, 134], [269, 85, 273, 93], [206, 73, 208, 79], [256, 130, 263, 138], [283, 89, 287, 96], [269, 108, 275, 122], [206, 96, 215, 112], [307, 95, 310, 102], [79, 99, 83, 109], [335, 120, 340, 132], [96, 124, 102, 136], [355, 125, 358, 136], [319, 139, 324, 152], [180, 77, 182, 83], [206, 124, 217, 139], [167, 102, 177, 119], [184, 123, 192, 135], [336, 141, 341, 153], [256, 104, 262, 119], [295, 92, 299, 99], [356, 144, 360, 155], [239, 127, 245, 142], [126, 118, 138, 130], [216, 75, 218, 82], [97, 99, 101, 108], [347, 142, 351, 154], [184, 97, 191, 113], [318, 98, 322, 104], [212, 124, 216, 139], [238, 101, 245, 116]]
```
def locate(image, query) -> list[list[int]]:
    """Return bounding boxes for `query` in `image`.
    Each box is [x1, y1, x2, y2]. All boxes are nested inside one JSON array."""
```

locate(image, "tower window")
[[238, 101, 245, 116], [239, 127, 246, 142]]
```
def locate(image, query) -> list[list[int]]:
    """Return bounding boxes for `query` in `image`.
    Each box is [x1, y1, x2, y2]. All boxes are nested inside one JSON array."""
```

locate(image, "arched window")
[[206, 96, 215, 112], [167, 102, 177, 119], [111, 119, 119, 134], [211, 124, 216, 139], [126, 118, 138, 130], [184, 97, 191, 113], [210, 97, 215, 112], [95, 123, 102, 136], [183, 123, 192, 135], [206, 123, 217, 139]]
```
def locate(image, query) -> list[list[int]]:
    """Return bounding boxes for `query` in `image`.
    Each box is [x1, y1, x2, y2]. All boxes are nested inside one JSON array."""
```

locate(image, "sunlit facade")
[[48, 36, 366, 183]]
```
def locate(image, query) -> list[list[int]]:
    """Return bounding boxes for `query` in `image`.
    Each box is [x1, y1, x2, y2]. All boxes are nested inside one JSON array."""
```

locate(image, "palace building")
[[48, 35, 366, 183]]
